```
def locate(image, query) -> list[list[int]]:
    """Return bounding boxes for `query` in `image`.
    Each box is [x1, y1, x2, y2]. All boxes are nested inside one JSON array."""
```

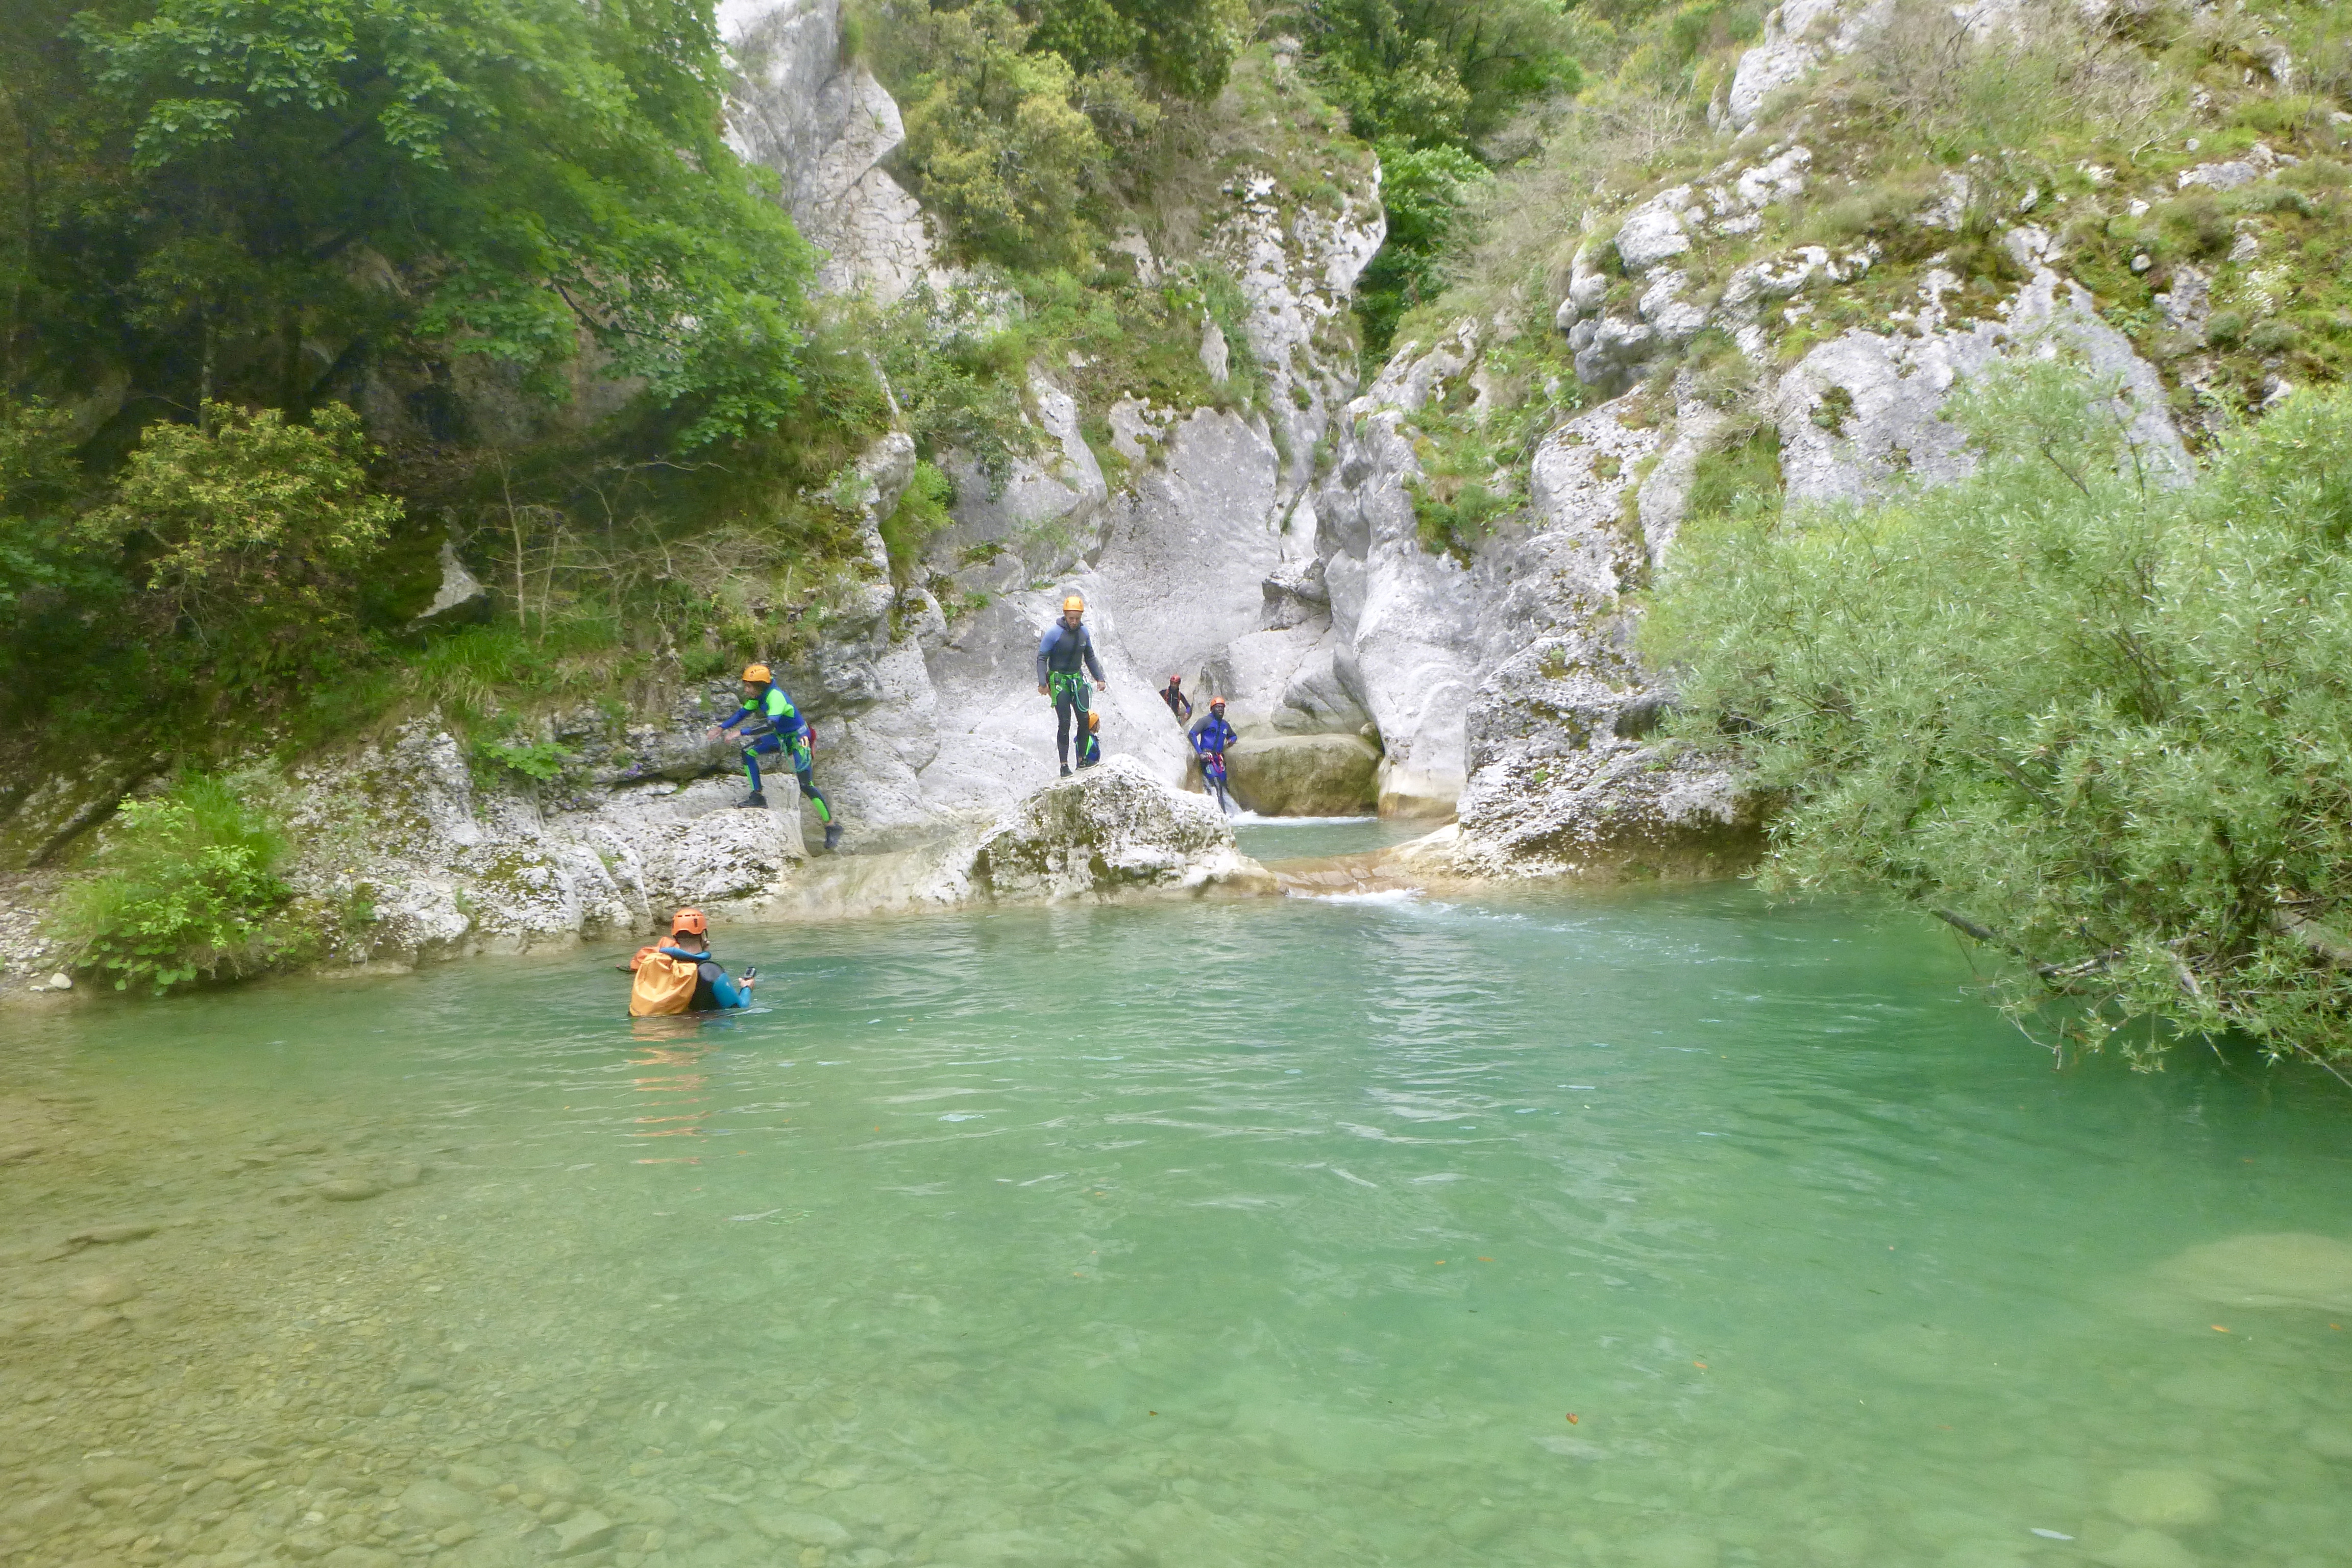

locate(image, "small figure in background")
[[1078, 709, 1103, 769], [1160, 672, 1193, 723]]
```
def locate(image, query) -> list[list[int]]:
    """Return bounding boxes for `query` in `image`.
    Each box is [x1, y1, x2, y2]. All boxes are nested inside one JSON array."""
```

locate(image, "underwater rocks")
[[2152, 1232, 2352, 1313]]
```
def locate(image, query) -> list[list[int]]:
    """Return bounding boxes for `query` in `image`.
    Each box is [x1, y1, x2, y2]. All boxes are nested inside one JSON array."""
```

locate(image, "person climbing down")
[[1189, 695, 1238, 812], [1160, 673, 1193, 723], [711, 663, 842, 851], [623, 908, 758, 1015], [1035, 594, 1107, 776], [1077, 709, 1103, 769]]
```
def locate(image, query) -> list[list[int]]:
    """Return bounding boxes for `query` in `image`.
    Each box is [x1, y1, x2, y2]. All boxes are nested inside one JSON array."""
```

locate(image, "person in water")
[[1035, 594, 1107, 776], [712, 663, 842, 851], [1077, 709, 1102, 769], [1188, 695, 1237, 807], [624, 908, 758, 1011], [1160, 673, 1193, 723]]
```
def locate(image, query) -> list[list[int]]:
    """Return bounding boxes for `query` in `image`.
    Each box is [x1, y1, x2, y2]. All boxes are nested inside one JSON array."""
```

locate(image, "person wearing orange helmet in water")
[[622, 908, 758, 1011], [1035, 593, 1107, 776]]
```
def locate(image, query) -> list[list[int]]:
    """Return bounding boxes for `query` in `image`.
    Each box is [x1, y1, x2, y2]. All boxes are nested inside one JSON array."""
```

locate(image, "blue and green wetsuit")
[[657, 944, 752, 1010], [722, 681, 835, 825]]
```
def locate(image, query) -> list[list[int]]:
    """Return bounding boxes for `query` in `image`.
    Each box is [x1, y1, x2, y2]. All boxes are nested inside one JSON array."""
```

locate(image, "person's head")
[[670, 908, 709, 947], [1061, 593, 1084, 628], [741, 662, 771, 698], [1209, 696, 1226, 715], [1167, 673, 1182, 688]]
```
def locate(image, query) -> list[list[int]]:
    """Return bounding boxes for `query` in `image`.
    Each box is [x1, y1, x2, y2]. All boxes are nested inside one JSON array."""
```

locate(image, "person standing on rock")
[[1161, 673, 1193, 723], [1036, 594, 1107, 776], [1189, 695, 1238, 812], [711, 664, 843, 851]]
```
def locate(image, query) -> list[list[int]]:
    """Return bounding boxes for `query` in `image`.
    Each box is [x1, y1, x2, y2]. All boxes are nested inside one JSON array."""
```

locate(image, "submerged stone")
[[2106, 1468, 2220, 1528], [2151, 1233, 2352, 1313]]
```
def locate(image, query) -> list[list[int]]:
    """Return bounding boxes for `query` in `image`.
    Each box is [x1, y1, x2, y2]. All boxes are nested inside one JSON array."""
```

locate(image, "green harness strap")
[[1047, 670, 1089, 702]]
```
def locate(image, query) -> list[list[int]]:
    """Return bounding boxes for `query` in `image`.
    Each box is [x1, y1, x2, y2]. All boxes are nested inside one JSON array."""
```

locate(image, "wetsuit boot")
[[824, 822, 842, 851], [735, 792, 768, 809]]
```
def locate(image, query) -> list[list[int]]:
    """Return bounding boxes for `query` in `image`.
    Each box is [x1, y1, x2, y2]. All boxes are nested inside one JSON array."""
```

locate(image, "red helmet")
[[1167, 673, 1182, 684], [671, 908, 708, 937]]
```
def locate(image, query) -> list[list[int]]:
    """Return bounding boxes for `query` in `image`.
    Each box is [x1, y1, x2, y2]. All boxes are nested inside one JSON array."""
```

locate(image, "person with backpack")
[[1035, 594, 1107, 776], [711, 663, 843, 851], [623, 908, 758, 1015], [1077, 709, 1103, 769]]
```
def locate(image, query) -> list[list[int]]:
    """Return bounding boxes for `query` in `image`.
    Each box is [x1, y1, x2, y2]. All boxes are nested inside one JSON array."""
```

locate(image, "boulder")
[[968, 756, 1273, 901], [1227, 733, 1380, 816]]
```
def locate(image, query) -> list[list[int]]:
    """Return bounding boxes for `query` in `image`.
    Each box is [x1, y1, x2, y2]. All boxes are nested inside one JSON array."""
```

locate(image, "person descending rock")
[[1160, 673, 1193, 723], [1077, 709, 1103, 769], [712, 663, 842, 851], [1189, 695, 1238, 812], [623, 908, 758, 1015], [1036, 594, 1107, 776]]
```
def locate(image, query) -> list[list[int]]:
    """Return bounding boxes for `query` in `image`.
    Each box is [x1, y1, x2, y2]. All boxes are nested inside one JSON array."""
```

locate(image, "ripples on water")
[[3, 841, 2350, 1568]]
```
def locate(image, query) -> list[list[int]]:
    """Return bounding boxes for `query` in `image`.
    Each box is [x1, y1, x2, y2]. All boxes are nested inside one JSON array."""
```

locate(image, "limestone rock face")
[[723, 0, 941, 301], [280, 720, 810, 971], [967, 757, 1273, 902], [1227, 733, 1380, 816]]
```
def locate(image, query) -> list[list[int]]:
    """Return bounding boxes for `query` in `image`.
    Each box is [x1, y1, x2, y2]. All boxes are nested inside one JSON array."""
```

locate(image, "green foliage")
[[58, 771, 298, 994], [894, 4, 1110, 267], [10, 0, 814, 445], [1301, 0, 1583, 148], [1412, 477, 1511, 560], [476, 734, 574, 782], [1357, 141, 1494, 356], [879, 460, 956, 585], [79, 401, 400, 663], [1027, 0, 1248, 99], [1645, 363, 2352, 1066], [0, 400, 124, 685]]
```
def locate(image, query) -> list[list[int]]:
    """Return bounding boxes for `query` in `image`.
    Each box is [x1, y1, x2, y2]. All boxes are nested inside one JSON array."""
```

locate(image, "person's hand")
[[1094, 679, 1107, 691], [1036, 682, 1048, 696]]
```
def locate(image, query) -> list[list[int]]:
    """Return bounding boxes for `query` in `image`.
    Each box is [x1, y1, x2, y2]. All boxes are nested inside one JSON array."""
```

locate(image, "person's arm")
[[1035, 626, 1057, 692], [1082, 630, 1106, 686], [708, 972, 750, 1009], [709, 704, 753, 739]]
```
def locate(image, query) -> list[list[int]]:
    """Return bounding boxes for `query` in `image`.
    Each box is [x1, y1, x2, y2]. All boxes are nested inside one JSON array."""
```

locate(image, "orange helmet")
[[1062, 594, 1084, 614], [1088, 711, 1101, 731], [1209, 695, 1226, 709], [670, 908, 708, 937], [742, 664, 771, 683]]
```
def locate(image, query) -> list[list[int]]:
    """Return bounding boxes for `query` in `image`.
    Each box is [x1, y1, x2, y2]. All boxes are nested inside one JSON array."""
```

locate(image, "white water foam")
[[1297, 887, 1424, 905], [1229, 812, 1380, 826]]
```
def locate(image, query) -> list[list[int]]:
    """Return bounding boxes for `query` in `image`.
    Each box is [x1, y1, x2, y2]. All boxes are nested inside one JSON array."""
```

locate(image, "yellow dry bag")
[[627, 947, 700, 1017]]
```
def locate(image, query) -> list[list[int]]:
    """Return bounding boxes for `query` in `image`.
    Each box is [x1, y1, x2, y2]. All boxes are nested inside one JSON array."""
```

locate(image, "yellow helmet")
[[742, 664, 771, 683], [1088, 711, 1101, 731], [1061, 595, 1084, 614]]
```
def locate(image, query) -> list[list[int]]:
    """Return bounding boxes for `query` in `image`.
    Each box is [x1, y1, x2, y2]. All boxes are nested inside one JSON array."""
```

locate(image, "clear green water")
[[5, 848, 2352, 1568]]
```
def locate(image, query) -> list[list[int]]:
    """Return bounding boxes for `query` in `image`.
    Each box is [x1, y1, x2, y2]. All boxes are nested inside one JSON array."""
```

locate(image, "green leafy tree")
[[10, 0, 813, 443], [80, 400, 401, 664], [1026, 0, 1246, 98], [59, 771, 298, 994], [1300, 0, 1582, 148], [1645, 364, 2352, 1067], [1356, 139, 1491, 354], [895, 3, 1111, 267]]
